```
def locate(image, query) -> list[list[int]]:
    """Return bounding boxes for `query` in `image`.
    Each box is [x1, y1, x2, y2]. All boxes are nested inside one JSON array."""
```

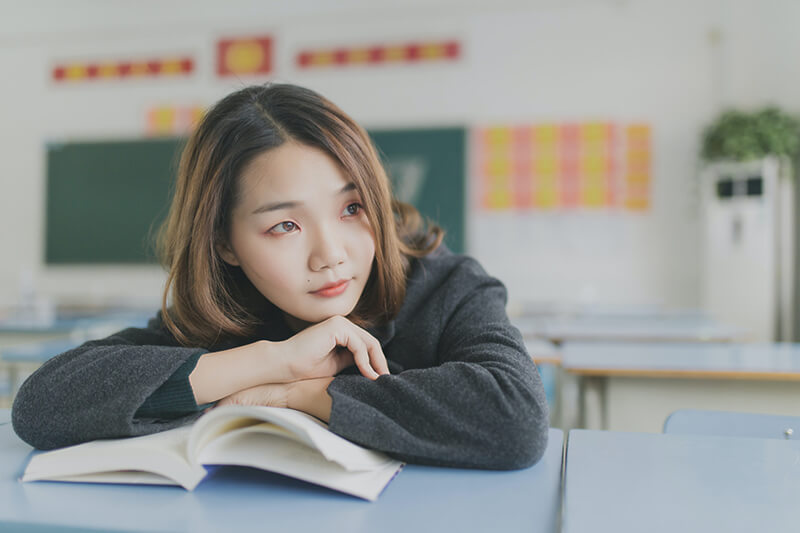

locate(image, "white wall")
[[0, 0, 796, 314]]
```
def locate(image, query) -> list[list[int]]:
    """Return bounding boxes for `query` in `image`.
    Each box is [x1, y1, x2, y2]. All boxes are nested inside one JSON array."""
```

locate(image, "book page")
[[188, 406, 394, 471], [22, 426, 207, 490], [197, 427, 402, 501], [42, 471, 181, 486]]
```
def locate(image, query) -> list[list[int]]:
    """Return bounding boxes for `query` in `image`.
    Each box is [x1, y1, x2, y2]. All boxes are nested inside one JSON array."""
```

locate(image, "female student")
[[12, 83, 548, 469]]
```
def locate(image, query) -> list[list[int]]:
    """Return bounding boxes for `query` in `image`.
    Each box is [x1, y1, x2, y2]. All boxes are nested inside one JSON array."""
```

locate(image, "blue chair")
[[664, 409, 800, 440]]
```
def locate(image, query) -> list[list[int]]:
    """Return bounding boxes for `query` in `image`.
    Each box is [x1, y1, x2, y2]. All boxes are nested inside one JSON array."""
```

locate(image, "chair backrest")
[[664, 409, 800, 440]]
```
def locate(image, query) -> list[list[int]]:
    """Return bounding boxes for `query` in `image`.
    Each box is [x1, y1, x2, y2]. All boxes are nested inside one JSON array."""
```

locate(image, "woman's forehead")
[[235, 144, 360, 216], [241, 143, 349, 190]]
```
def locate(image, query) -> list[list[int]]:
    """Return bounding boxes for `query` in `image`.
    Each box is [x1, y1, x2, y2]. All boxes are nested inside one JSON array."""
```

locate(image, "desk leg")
[[579, 376, 607, 430], [552, 364, 563, 429], [7, 364, 18, 404], [577, 375, 586, 428]]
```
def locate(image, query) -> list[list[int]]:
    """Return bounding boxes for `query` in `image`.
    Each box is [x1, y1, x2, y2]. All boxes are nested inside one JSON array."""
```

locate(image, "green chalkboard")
[[45, 138, 183, 264], [369, 128, 466, 253], [44, 127, 465, 264]]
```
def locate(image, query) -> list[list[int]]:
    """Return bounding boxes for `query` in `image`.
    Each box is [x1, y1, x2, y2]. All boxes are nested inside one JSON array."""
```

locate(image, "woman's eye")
[[343, 203, 363, 216], [269, 221, 297, 234]]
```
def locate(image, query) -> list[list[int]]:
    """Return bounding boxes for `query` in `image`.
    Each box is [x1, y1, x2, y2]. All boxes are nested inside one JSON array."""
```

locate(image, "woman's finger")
[[349, 323, 390, 376], [340, 331, 379, 380], [364, 336, 390, 376]]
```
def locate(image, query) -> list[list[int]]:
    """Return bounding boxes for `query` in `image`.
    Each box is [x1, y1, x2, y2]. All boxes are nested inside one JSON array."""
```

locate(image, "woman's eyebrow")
[[250, 182, 357, 215]]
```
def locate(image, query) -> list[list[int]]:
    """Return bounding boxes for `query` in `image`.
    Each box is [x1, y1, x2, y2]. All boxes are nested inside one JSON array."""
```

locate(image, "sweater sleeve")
[[11, 315, 209, 450], [134, 351, 214, 419], [326, 264, 549, 470]]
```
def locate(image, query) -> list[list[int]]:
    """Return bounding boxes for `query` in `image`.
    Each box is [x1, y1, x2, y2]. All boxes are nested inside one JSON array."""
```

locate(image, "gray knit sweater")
[[12, 247, 549, 469]]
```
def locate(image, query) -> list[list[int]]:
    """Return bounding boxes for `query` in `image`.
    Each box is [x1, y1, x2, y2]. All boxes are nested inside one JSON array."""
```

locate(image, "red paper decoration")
[[297, 40, 460, 69], [217, 37, 273, 77], [52, 57, 193, 83]]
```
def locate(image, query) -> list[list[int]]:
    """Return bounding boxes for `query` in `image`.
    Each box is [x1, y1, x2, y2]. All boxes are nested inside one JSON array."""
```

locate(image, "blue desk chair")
[[663, 409, 800, 440]]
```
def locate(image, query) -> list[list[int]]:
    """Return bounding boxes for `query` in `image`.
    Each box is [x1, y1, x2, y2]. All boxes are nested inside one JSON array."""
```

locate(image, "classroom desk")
[[0, 317, 77, 348], [0, 414, 564, 532], [525, 339, 563, 427], [0, 310, 152, 345], [563, 429, 800, 533], [514, 315, 742, 431], [562, 342, 800, 431], [510, 301, 707, 321], [515, 315, 742, 345], [0, 339, 83, 401]]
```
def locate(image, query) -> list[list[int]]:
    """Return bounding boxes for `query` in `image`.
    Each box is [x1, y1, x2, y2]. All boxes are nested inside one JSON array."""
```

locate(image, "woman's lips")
[[311, 279, 350, 297]]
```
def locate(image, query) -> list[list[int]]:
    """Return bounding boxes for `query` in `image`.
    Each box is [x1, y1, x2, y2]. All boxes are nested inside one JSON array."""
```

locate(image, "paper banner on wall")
[[52, 57, 194, 83], [217, 36, 273, 77], [146, 106, 205, 136], [474, 123, 651, 211], [297, 40, 460, 69], [623, 125, 651, 210]]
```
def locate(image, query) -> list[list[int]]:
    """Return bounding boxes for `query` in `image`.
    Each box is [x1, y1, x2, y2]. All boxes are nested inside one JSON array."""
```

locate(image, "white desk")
[[509, 301, 708, 321], [562, 342, 800, 431], [0, 413, 564, 532], [513, 316, 741, 431], [516, 315, 743, 344], [563, 429, 800, 532], [663, 409, 800, 440]]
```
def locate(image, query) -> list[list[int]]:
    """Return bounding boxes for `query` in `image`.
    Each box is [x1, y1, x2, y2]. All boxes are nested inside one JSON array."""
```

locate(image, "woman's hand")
[[216, 382, 291, 409], [216, 377, 335, 422], [189, 316, 388, 406], [278, 315, 390, 381]]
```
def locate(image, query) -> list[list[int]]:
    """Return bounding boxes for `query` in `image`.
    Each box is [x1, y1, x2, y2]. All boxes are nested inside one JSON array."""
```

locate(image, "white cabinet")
[[701, 156, 794, 341]]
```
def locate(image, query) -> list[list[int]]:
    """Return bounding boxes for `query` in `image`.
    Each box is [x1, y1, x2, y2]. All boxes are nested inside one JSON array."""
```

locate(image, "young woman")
[[12, 83, 549, 469]]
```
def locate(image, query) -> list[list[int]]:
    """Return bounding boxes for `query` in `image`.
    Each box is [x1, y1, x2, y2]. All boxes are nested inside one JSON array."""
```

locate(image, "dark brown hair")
[[157, 83, 443, 347]]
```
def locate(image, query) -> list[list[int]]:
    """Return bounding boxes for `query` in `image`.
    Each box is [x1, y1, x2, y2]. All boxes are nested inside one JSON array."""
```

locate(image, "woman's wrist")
[[190, 340, 290, 404], [253, 340, 294, 383], [287, 377, 334, 422]]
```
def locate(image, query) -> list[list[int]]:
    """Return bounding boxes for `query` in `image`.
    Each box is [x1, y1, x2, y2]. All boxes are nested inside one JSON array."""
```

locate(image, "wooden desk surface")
[[0, 411, 564, 532], [563, 429, 800, 532], [525, 338, 562, 365], [561, 342, 800, 380]]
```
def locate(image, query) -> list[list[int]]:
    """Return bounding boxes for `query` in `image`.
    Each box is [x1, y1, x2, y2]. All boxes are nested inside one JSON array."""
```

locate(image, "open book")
[[21, 405, 404, 501]]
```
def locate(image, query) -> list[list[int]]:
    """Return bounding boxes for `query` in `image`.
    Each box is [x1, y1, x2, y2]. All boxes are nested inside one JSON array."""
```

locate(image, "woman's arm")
[[190, 315, 389, 405], [189, 341, 289, 405], [12, 313, 388, 450], [214, 376, 335, 421], [324, 261, 550, 470], [11, 319, 208, 450]]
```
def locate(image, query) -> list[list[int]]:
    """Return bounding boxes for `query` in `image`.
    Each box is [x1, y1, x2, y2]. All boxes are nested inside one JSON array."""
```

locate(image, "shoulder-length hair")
[[157, 83, 443, 347]]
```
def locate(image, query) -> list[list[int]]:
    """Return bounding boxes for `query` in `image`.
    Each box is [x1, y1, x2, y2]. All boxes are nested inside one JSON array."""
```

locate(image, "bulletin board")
[[44, 127, 466, 265], [45, 138, 183, 264]]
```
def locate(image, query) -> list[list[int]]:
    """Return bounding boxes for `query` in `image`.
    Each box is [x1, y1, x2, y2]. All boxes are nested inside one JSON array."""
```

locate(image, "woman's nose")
[[308, 227, 346, 271]]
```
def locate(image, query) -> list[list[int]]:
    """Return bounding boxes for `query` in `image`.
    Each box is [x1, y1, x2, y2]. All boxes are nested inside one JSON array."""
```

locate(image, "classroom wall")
[[1, 0, 797, 315]]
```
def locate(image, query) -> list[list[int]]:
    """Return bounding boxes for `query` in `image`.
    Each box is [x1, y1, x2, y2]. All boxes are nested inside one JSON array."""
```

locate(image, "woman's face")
[[220, 142, 376, 331]]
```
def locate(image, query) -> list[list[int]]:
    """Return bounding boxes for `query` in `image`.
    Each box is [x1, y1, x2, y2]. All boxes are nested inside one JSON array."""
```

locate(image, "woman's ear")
[[217, 242, 240, 266]]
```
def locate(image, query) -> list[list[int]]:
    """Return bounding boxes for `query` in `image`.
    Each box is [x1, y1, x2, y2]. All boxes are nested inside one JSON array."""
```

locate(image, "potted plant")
[[701, 107, 800, 162]]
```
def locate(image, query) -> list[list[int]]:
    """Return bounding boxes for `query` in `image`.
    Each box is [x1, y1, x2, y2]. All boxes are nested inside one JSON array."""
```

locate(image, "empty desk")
[[563, 429, 800, 533], [663, 409, 800, 440], [562, 342, 800, 431], [516, 315, 742, 345]]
